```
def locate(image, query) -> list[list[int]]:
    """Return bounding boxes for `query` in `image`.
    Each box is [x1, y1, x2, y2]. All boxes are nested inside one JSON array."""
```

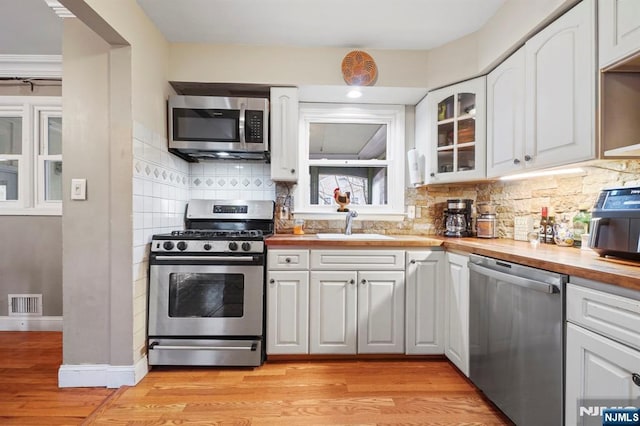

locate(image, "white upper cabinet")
[[486, 47, 526, 178], [599, 0, 640, 69], [524, 0, 596, 169], [270, 87, 299, 181], [423, 77, 486, 184]]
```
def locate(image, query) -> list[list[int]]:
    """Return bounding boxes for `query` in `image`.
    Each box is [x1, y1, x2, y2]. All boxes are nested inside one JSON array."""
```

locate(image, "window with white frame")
[[294, 103, 405, 217], [0, 97, 62, 214]]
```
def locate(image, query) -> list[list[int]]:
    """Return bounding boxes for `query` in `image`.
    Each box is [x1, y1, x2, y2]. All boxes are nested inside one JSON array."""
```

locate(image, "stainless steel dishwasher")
[[468, 254, 567, 426]]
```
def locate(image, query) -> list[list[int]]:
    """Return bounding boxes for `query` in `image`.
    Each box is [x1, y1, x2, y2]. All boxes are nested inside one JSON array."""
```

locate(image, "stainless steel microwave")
[[168, 95, 269, 160]]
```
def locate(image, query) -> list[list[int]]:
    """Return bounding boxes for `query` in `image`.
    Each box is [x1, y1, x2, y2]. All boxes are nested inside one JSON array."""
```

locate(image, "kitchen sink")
[[315, 233, 394, 240]]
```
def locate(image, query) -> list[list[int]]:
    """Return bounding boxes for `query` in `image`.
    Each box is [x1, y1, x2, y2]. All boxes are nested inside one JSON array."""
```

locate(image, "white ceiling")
[[136, 0, 506, 50], [2, 0, 507, 56], [0, 0, 62, 55]]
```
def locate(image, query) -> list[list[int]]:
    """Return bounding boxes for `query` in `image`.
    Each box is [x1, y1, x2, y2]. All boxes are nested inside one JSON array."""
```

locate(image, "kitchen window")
[[0, 97, 62, 214], [294, 103, 405, 218]]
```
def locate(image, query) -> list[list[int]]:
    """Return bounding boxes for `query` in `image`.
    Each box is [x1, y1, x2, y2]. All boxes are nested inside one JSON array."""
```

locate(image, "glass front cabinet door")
[[422, 77, 486, 184]]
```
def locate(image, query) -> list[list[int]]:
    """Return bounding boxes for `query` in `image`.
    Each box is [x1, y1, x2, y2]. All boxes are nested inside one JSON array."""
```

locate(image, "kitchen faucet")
[[345, 210, 358, 235]]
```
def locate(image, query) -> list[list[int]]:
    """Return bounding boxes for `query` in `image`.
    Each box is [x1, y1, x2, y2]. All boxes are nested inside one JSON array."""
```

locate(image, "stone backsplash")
[[277, 160, 640, 238]]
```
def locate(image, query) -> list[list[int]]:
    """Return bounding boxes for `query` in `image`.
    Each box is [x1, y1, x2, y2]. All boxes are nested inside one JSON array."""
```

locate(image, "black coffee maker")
[[444, 199, 474, 237]]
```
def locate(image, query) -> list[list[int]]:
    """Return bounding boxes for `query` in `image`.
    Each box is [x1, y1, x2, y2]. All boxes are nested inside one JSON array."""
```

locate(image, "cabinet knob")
[[410, 259, 416, 264], [524, 154, 532, 162], [633, 373, 640, 387], [285, 257, 291, 263], [430, 172, 435, 177], [290, 169, 295, 174], [513, 158, 521, 165], [361, 279, 367, 285], [349, 279, 355, 285], [269, 278, 275, 284]]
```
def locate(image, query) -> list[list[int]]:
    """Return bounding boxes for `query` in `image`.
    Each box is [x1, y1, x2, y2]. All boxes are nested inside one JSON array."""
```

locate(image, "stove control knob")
[[228, 242, 238, 251], [241, 242, 251, 252], [163, 241, 174, 251], [203, 243, 212, 251], [176, 241, 188, 251]]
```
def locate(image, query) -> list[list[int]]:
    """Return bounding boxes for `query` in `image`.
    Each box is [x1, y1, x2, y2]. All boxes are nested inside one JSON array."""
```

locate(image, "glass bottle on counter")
[[572, 208, 591, 247], [545, 214, 556, 244], [539, 207, 548, 244]]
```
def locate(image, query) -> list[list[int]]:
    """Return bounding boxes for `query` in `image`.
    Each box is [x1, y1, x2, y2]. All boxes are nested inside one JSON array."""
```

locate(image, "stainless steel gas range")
[[147, 199, 274, 367]]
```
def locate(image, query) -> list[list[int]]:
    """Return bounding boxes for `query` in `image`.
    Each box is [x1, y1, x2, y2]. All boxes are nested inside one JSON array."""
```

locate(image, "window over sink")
[[294, 103, 405, 218]]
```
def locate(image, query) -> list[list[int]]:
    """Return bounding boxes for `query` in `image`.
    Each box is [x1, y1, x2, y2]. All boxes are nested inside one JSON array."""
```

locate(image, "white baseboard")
[[0, 316, 63, 331], [58, 356, 149, 388]]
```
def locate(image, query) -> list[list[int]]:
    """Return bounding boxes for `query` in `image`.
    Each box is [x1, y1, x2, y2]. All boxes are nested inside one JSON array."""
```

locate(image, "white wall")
[[170, 44, 430, 88], [167, 1, 579, 92], [62, 18, 115, 365], [426, 0, 579, 89], [61, 0, 170, 382]]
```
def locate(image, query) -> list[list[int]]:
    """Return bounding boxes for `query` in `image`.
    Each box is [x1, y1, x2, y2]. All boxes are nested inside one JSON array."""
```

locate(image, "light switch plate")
[[71, 178, 87, 200]]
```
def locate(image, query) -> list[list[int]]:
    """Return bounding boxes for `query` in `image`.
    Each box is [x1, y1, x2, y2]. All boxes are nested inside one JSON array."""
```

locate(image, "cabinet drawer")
[[267, 249, 309, 270], [567, 284, 640, 350], [310, 250, 405, 270]]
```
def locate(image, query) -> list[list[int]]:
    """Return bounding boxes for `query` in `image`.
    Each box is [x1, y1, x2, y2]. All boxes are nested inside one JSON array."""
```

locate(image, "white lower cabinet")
[[309, 271, 357, 354], [266, 270, 309, 354], [444, 252, 470, 376], [309, 249, 405, 355], [405, 250, 446, 354], [266, 249, 309, 354], [566, 323, 640, 425], [309, 269, 405, 354], [565, 282, 640, 425]]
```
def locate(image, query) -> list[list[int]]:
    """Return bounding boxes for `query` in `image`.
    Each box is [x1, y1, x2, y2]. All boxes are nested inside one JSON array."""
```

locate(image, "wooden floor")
[[0, 331, 113, 425], [1, 332, 513, 425]]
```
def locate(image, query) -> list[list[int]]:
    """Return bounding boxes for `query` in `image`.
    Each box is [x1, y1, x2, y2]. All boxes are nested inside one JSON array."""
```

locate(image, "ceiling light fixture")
[[347, 89, 363, 99], [500, 167, 585, 181]]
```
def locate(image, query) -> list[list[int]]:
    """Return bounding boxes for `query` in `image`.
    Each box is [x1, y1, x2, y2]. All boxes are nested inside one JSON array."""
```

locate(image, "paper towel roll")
[[407, 148, 422, 186]]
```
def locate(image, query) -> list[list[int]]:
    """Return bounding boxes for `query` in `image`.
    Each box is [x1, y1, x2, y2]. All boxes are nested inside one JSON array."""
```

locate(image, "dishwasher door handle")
[[468, 262, 559, 294]]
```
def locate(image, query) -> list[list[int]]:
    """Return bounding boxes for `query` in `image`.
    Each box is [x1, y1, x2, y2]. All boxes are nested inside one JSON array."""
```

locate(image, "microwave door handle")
[[239, 102, 246, 144]]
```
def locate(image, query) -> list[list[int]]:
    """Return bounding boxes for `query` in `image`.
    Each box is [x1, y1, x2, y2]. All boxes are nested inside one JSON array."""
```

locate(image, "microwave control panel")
[[245, 110, 264, 143]]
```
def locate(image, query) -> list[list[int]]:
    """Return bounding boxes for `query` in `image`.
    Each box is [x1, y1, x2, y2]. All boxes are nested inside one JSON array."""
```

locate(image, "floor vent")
[[8, 294, 43, 316]]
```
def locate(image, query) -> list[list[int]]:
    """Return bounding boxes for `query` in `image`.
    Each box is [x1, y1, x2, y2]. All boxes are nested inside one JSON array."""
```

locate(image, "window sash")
[[295, 103, 405, 216], [0, 98, 61, 214], [37, 155, 63, 207]]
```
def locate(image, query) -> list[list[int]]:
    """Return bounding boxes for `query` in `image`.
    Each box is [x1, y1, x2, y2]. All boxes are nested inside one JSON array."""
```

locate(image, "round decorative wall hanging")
[[341, 50, 378, 86]]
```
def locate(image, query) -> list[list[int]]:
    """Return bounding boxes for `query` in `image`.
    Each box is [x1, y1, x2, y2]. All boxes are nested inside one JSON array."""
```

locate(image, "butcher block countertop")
[[266, 234, 640, 292], [266, 234, 443, 248], [442, 237, 640, 292]]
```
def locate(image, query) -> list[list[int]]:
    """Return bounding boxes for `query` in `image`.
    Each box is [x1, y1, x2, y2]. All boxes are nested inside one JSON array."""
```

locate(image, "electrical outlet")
[[407, 205, 416, 219]]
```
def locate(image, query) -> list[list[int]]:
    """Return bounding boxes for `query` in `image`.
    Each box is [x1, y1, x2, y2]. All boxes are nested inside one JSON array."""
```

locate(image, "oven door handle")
[[149, 342, 257, 351], [154, 255, 257, 262]]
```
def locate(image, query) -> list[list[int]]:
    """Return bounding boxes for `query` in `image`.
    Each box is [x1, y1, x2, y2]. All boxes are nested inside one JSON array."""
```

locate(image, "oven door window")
[[168, 273, 244, 318]]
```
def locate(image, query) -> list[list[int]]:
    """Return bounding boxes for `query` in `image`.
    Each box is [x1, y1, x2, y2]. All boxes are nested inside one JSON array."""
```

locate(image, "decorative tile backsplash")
[[132, 123, 190, 246], [189, 161, 276, 201]]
